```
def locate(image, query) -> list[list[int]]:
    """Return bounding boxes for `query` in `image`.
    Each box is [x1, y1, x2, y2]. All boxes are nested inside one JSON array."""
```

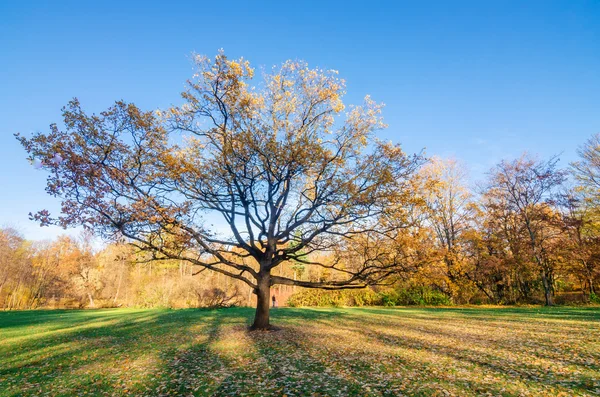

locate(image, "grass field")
[[1, 307, 599, 396]]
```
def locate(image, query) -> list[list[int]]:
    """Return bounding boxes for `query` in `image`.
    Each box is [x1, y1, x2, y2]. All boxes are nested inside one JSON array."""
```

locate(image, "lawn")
[[0, 307, 599, 396]]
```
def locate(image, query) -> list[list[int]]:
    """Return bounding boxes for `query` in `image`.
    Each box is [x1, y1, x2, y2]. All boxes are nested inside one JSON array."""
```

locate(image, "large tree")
[[18, 52, 421, 329], [559, 188, 600, 296], [567, 133, 600, 297], [483, 155, 567, 306], [571, 133, 600, 199], [419, 157, 476, 300]]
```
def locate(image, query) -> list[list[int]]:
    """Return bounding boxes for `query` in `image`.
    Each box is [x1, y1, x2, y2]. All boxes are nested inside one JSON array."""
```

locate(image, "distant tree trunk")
[[87, 292, 95, 308], [113, 259, 124, 305], [250, 270, 271, 330], [541, 270, 553, 306], [293, 270, 297, 293], [8, 278, 23, 310], [582, 261, 595, 295], [464, 272, 495, 303], [0, 273, 9, 298]]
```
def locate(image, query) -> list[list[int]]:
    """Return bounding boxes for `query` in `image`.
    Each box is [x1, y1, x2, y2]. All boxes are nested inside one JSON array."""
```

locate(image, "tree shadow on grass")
[[150, 309, 523, 396], [239, 309, 600, 396], [351, 306, 600, 322], [0, 308, 250, 397], [328, 313, 599, 395], [3, 307, 598, 396], [349, 307, 600, 369], [145, 309, 364, 396]]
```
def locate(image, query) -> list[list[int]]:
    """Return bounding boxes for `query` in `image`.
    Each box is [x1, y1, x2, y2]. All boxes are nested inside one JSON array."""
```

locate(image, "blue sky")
[[1, 0, 599, 241]]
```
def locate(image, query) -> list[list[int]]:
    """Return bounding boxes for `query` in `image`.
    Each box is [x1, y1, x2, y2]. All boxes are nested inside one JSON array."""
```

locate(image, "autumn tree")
[[18, 52, 422, 329], [0, 228, 31, 308], [470, 191, 539, 303], [558, 188, 600, 296], [419, 157, 477, 301], [66, 234, 102, 308], [96, 242, 132, 306], [483, 155, 567, 305], [571, 133, 600, 203]]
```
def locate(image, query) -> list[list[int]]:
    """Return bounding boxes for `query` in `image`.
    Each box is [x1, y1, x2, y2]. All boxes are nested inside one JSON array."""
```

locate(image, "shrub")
[[380, 290, 400, 306], [287, 288, 381, 307], [287, 285, 451, 307]]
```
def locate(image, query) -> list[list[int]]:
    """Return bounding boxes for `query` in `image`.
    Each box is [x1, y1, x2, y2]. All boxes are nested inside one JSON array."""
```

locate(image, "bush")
[[397, 286, 452, 306], [287, 285, 451, 307], [380, 290, 400, 306], [287, 288, 381, 307]]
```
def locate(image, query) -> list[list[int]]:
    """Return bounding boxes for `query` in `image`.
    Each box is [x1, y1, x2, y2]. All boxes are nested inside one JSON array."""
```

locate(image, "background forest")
[[3, 133, 600, 310]]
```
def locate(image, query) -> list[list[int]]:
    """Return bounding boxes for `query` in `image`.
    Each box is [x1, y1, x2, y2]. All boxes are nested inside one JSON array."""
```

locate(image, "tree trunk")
[[87, 292, 95, 308], [293, 270, 297, 293], [541, 271, 553, 306], [464, 272, 495, 303], [250, 271, 271, 330], [113, 260, 124, 305]]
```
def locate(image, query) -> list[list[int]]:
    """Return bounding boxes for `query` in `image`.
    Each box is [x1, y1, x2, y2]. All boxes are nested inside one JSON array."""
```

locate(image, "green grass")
[[1, 307, 599, 396]]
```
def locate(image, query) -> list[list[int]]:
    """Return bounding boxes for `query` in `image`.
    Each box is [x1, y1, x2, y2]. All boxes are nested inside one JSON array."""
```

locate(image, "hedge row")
[[287, 286, 451, 307]]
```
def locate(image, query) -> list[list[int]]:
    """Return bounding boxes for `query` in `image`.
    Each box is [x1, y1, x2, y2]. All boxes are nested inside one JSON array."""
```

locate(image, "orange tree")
[[482, 155, 567, 306], [17, 52, 422, 329]]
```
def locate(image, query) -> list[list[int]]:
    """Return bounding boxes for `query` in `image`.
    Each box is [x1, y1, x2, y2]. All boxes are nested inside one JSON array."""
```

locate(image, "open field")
[[1, 307, 599, 397]]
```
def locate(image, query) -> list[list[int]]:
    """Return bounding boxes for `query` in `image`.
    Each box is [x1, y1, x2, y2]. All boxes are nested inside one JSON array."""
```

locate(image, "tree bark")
[[87, 292, 95, 308], [250, 271, 271, 330], [113, 260, 124, 305], [541, 270, 553, 306]]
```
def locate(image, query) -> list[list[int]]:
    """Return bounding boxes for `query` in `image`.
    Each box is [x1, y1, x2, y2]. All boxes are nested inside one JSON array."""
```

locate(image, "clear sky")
[[1, 0, 599, 241]]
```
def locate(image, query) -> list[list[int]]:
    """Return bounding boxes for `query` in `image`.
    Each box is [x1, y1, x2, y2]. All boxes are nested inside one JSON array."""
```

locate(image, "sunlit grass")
[[1, 307, 599, 396]]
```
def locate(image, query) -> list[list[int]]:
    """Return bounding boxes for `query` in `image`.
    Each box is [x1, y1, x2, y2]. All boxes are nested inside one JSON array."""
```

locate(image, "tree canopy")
[[17, 52, 423, 329]]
